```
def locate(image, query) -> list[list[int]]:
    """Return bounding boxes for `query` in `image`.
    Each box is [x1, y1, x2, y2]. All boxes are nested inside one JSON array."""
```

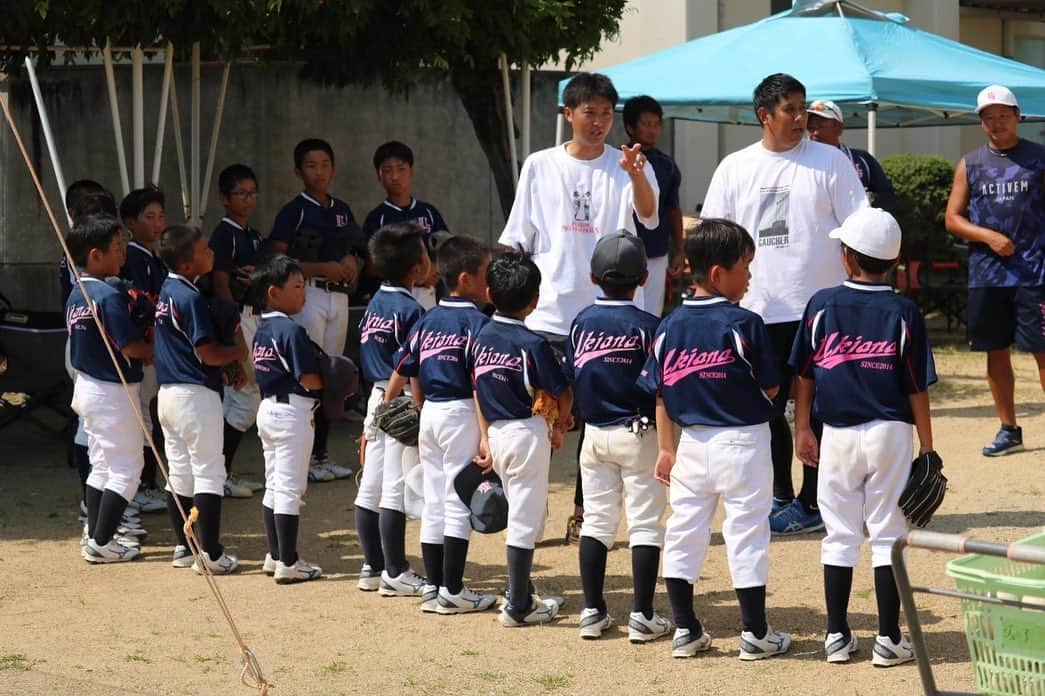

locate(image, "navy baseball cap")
[[454, 463, 507, 534], [591, 230, 647, 284]]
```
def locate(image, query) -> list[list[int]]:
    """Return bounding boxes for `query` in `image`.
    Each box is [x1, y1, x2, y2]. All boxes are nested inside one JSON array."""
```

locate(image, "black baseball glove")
[[373, 395, 420, 447], [287, 226, 325, 264], [898, 450, 947, 528]]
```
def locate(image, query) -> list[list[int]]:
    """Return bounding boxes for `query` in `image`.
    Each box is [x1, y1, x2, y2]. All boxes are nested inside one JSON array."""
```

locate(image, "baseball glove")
[[898, 450, 947, 528], [287, 226, 325, 264], [373, 395, 420, 447], [532, 388, 558, 426]]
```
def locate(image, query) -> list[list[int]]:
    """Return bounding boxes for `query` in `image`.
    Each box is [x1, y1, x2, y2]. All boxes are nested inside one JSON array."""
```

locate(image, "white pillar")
[[102, 40, 131, 198], [191, 42, 200, 225], [23, 57, 69, 226], [152, 43, 173, 186], [132, 45, 144, 188], [499, 54, 518, 189]]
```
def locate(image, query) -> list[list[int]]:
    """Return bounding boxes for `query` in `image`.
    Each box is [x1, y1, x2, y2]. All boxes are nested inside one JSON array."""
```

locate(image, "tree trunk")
[[451, 63, 517, 220]]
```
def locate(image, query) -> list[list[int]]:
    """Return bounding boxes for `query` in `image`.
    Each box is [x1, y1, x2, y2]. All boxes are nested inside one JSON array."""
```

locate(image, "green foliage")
[[880, 153, 956, 259]]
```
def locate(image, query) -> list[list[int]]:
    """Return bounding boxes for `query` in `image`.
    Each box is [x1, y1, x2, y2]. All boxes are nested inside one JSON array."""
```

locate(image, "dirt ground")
[[1, 344, 1042, 695]]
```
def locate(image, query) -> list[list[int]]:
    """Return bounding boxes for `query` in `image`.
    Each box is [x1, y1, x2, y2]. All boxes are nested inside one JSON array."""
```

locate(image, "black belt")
[[309, 279, 353, 295], [276, 394, 290, 404]]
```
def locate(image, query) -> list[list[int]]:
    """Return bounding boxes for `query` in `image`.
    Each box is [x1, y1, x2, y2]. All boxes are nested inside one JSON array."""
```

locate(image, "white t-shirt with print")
[[701, 138, 869, 325], [499, 144, 659, 336]]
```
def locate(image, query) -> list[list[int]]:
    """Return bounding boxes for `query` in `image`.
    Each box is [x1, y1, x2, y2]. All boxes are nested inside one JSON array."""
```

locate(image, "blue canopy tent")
[[556, 0, 1045, 153]]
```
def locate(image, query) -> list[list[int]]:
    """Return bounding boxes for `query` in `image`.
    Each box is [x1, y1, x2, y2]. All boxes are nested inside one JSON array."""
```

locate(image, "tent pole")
[[132, 44, 144, 188], [103, 40, 131, 198], [23, 56, 70, 227], [199, 62, 232, 218], [521, 64, 531, 159], [168, 76, 191, 222], [152, 43, 173, 186], [191, 42, 200, 226], [499, 54, 519, 189], [867, 102, 877, 157], [555, 111, 564, 146]]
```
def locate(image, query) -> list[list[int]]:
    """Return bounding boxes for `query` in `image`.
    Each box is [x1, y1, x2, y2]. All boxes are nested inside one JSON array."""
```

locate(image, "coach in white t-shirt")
[[701, 73, 868, 536]]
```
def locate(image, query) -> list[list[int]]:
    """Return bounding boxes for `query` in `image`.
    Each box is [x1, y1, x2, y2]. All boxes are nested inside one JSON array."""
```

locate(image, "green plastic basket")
[[946, 531, 1045, 696]]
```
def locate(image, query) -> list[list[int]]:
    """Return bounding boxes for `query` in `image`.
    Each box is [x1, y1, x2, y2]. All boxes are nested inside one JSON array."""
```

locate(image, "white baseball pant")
[[66, 339, 89, 447], [663, 423, 772, 588], [258, 394, 316, 515], [818, 420, 913, 568], [381, 438, 421, 514], [488, 416, 551, 550], [644, 255, 669, 317], [293, 284, 349, 355], [138, 364, 159, 434], [72, 374, 144, 502], [580, 423, 665, 549], [354, 384, 387, 512], [158, 383, 226, 497], [419, 399, 481, 544], [223, 309, 261, 432]]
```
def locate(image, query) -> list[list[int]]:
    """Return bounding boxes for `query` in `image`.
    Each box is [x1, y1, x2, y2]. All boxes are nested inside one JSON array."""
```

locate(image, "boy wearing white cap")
[[945, 84, 1045, 457], [789, 207, 938, 667], [807, 100, 896, 210]]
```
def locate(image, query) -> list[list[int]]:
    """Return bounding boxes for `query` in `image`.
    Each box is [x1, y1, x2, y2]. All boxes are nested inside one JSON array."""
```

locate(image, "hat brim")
[[807, 110, 843, 123], [454, 462, 496, 505]]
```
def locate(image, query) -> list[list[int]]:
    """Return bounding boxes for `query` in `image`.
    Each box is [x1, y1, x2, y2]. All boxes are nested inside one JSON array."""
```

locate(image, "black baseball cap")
[[453, 463, 508, 534], [590, 230, 647, 285]]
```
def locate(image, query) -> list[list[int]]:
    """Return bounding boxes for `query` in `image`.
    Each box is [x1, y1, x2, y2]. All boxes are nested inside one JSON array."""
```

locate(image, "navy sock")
[[166, 493, 193, 548], [312, 414, 329, 457], [262, 505, 279, 560], [632, 545, 660, 619], [84, 485, 103, 539], [665, 577, 701, 634], [94, 489, 128, 545], [193, 493, 223, 559], [874, 565, 903, 643], [442, 536, 469, 594], [506, 545, 534, 618], [824, 565, 853, 636], [355, 506, 384, 571], [735, 586, 768, 638], [141, 448, 158, 490], [578, 536, 608, 613], [421, 543, 443, 588], [75, 445, 91, 500], [223, 422, 244, 473], [275, 513, 299, 566], [797, 419, 823, 512], [769, 414, 796, 502], [379, 508, 408, 577]]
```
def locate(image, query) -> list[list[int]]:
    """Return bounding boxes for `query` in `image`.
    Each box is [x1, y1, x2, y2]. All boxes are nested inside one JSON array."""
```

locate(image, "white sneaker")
[[420, 584, 440, 613], [358, 564, 381, 591], [672, 628, 713, 658], [78, 501, 87, 523], [628, 611, 672, 643], [379, 568, 427, 597], [223, 478, 253, 498], [739, 626, 792, 660], [436, 586, 497, 615], [120, 511, 142, 528], [307, 462, 335, 482], [228, 473, 264, 493], [275, 559, 322, 584], [871, 635, 915, 667], [83, 538, 140, 563], [262, 552, 277, 575], [130, 488, 166, 513], [578, 608, 614, 639], [80, 524, 88, 548], [113, 533, 141, 548], [310, 454, 353, 480], [499, 594, 559, 627], [116, 523, 147, 538], [172, 545, 194, 568], [826, 632, 859, 663], [192, 551, 239, 575]]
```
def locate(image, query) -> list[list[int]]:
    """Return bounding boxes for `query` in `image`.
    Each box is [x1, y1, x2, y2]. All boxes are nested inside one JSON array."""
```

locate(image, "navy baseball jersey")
[[359, 283, 425, 383], [964, 139, 1045, 288], [789, 280, 937, 427], [637, 296, 780, 427], [209, 216, 263, 273], [472, 313, 570, 423], [566, 298, 659, 426], [270, 191, 367, 262], [66, 276, 145, 383], [362, 198, 448, 240], [633, 147, 681, 259], [393, 296, 489, 401], [154, 273, 222, 392], [120, 240, 167, 300], [253, 311, 321, 399]]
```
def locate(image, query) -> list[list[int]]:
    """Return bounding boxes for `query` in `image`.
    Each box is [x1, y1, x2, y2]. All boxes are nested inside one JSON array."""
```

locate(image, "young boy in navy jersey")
[[270, 138, 367, 483], [638, 219, 791, 660], [385, 235, 496, 614], [119, 187, 169, 513], [789, 208, 936, 667], [155, 226, 247, 574], [66, 215, 154, 563], [210, 164, 266, 498], [354, 222, 431, 595], [252, 255, 324, 584], [362, 141, 447, 309], [566, 231, 668, 642], [472, 251, 573, 627]]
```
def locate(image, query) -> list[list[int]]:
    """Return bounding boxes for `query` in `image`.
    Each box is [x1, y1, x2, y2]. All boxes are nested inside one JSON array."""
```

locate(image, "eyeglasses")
[[229, 190, 259, 200]]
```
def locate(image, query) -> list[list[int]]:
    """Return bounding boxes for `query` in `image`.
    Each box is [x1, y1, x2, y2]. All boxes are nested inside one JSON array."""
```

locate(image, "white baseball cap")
[[829, 208, 901, 261], [976, 85, 1019, 113], [807, 99, 843, 123]]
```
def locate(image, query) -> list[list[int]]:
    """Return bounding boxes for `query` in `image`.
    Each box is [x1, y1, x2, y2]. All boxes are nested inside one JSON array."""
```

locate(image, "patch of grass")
[[460, 649, 480, 656], [193, 653, 226, 665], [533, 673, 572, 691], [855, 587, 874, 600], [322, 660, 347, 674], [476, 671, 502, 682], [0, 654, 34, 671], [124, 651, 150, 664]]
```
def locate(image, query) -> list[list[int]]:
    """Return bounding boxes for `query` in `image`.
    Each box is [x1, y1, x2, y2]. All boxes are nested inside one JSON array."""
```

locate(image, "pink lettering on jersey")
[[252, 343, 278, 365], [573, 330, 642, 368], [472, 344, 523, 378], [813, 332, 896, 369], [419, 331, 468, 362], [661, 347, 736, 386], [360, 313, 394, 344], [66, 304, 94, 330]]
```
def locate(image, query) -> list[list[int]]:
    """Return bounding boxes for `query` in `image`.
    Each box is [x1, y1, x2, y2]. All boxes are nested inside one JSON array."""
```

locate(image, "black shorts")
[[967, 285, 1045, 353]]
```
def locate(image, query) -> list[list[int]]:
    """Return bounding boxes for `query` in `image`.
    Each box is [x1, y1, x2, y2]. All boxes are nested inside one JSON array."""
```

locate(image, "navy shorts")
[[967, 285, 1045, 353]]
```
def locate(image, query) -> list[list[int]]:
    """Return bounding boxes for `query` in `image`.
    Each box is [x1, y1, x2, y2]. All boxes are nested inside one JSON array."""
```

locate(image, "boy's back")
[[791, 281, 936, 427], [359, 284, 425, 385], [121, 241, 167, 299], [154, 274, 221, 391], [396, 298, 487, 401]]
